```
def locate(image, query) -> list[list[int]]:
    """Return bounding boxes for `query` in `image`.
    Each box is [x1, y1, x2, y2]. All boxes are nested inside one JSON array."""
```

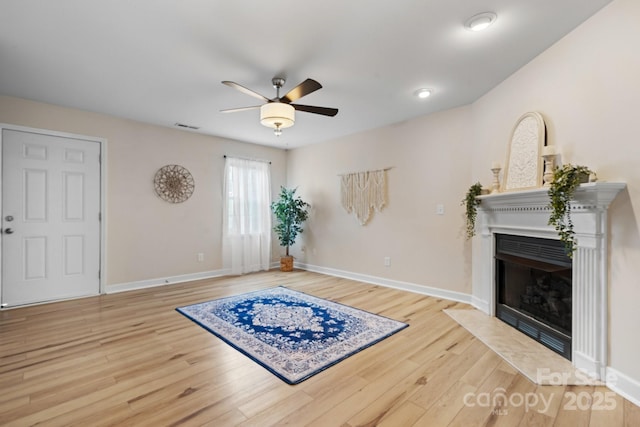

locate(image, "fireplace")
[[495, 234, 572, 359], [471, 182, 625, 380]]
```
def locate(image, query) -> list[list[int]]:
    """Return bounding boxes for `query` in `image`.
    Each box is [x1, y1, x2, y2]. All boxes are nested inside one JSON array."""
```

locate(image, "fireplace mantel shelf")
[[478, 182, 626, 211]]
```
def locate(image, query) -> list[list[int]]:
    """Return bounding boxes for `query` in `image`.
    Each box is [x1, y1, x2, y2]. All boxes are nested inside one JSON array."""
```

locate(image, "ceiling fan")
[[221, 77, 338, 136]]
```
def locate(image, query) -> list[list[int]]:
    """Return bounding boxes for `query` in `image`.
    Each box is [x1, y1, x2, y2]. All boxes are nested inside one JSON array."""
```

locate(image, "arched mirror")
[[502, 112, 546, 191]]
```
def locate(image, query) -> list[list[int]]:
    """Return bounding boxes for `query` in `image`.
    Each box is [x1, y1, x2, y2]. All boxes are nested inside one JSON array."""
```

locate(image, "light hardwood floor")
[[1, 270, 638, 426]]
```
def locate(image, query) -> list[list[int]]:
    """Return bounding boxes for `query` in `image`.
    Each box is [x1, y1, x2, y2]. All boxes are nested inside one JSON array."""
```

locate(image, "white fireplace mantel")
[[471, 182, 626, 380]]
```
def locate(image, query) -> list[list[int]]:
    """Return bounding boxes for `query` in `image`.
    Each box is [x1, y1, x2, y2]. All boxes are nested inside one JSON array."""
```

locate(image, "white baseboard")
[[471, 296, 490, 314], [106, 269, 229, 294], [109, 262, 473, 305], [298, 262, 472, 304], [606, 366, 640, 408]]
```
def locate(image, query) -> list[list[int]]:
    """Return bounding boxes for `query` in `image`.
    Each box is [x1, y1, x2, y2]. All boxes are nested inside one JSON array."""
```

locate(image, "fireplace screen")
[[495, 234, 572, 359]]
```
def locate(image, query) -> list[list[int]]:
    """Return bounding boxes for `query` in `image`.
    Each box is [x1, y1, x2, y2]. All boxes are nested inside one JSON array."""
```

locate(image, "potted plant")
[[547, 164, 595, 257], [462, 182, 483, 239], [271, 186, 310, 271]]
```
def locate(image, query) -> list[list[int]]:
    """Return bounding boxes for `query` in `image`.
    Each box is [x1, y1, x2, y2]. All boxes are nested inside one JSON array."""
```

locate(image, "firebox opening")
[[495, 234, 572, 360]]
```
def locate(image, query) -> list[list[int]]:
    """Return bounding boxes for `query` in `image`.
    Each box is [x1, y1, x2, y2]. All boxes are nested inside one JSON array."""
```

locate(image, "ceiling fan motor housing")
[[272, 77, 286, 90]]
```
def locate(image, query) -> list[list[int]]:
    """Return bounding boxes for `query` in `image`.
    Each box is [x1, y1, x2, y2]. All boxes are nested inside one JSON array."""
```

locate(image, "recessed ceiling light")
[[465, 12, 497, 32], [414, 88, 433, 99]]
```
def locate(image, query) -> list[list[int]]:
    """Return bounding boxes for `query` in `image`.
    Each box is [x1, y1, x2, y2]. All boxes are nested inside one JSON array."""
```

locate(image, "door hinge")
[[98, 212, 101, 221]]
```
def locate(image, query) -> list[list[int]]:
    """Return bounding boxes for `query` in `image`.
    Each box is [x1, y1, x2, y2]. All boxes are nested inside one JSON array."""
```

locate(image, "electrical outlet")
[[436, 204, 445, 215], [197, 253, 204, 262], [384, 257, 391, 267]]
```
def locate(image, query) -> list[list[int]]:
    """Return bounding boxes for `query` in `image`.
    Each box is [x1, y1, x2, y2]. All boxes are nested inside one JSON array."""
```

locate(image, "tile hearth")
[[444, 308, 601, 386]]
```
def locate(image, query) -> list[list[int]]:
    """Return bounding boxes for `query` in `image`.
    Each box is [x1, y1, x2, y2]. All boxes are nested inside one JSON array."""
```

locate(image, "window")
[[222, 157, 271, 274]]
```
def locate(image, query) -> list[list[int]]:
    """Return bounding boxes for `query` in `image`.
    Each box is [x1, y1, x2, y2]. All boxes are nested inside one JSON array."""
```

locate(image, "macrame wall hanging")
[[340, 168, 389, 225]]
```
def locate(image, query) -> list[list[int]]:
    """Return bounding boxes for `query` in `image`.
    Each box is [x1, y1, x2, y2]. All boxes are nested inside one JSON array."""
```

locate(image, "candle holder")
[[542, 153, 557, 187], [491, 167, 501, 194]]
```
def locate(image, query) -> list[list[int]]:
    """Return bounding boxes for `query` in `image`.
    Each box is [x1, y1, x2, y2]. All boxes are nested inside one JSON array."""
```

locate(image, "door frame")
[[0, 123, 107, 306]]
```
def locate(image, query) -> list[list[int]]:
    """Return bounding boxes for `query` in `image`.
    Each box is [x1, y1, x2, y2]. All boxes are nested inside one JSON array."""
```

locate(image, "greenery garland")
[[547, 164, 595, 257], [462, 182, 483, 239]]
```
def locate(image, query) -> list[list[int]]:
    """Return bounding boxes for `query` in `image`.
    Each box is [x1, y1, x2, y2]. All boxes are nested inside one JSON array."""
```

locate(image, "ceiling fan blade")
[[280, 79, 322, 103], [292, 104, 339, 117], [220, 106, 261, 113], [222, 81, 270, 102]]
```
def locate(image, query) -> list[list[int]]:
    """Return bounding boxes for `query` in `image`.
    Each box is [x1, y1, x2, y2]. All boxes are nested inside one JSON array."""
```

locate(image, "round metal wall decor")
[[154, 165, 195, 203]]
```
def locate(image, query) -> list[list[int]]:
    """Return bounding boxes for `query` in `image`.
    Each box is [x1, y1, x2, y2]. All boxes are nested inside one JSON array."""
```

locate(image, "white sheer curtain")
[[222, 157, 272, 275]]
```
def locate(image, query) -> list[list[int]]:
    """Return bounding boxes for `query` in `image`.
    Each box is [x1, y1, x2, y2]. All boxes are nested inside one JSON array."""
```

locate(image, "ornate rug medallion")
[[176, 287, 408, 384]]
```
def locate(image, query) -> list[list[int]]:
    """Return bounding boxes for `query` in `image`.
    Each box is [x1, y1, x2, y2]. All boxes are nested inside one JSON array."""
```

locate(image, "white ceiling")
[[0, 0, 612, 149]]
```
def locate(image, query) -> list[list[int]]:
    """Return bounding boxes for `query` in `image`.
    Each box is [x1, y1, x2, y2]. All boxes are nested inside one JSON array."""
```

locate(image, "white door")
[[1, 128, 101, 307]]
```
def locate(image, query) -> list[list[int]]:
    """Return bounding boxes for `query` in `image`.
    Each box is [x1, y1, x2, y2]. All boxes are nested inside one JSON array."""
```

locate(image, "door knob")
[[4, 228, 13, 234]]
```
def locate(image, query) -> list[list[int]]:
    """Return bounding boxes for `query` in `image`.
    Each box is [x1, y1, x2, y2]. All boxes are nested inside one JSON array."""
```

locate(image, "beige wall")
[[287, 106, 473, 294], [0, 96, 287, 285], [287, 0, 640, 389]]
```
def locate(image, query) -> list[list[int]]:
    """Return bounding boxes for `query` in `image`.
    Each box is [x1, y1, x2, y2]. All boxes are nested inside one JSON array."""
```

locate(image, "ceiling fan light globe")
[[260, 103, 295, 129]]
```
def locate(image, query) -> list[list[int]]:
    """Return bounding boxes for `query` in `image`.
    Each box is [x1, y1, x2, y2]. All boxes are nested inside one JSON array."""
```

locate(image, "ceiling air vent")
[[174, 122, 200, 130]]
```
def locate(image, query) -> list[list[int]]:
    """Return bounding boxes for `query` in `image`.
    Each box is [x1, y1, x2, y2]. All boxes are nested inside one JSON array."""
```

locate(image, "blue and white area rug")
[[176, 286, 408, 384]]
